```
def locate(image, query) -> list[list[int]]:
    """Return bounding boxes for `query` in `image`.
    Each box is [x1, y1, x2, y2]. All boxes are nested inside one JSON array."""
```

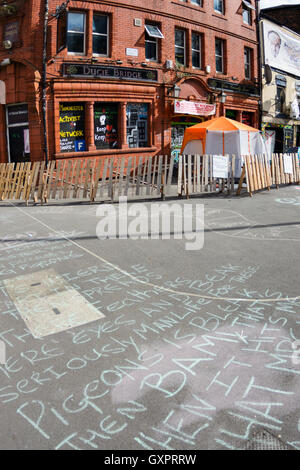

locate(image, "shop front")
[[50, 63, 160, 160]]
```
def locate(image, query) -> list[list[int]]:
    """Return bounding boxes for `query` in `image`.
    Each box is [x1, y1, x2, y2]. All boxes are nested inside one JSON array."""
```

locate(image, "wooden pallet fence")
[[271, 153, 300, 187], [0, 155, 175, 204], [178, 154, 235, 197], [238, 154, 272, 197]]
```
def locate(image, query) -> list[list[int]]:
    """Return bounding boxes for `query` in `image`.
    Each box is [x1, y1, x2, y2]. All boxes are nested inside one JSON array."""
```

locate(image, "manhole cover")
[[4, 269, 105, 338]]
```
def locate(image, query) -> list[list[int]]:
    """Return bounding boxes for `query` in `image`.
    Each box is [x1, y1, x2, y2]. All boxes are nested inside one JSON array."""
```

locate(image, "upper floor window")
[[67, 12, 85, 54], [244, 47, 252, 79], [192, 33, 201, 68], [175, 29, 186, 66], [215, 38, 225, 73], [242, 1, 254, 25], [93, 14, 109, 56], [214, 0, 224, 14], [191, 0, 202, 5], [145, 24, 163, 61]]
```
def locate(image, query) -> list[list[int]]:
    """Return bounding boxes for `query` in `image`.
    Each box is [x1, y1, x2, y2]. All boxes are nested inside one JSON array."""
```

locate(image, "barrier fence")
[[0, 153, 299, 204]]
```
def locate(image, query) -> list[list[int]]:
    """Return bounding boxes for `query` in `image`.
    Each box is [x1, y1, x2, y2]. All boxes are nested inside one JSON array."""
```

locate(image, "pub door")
[[6, 104, 30, 163], [8, 125, 30, 163]]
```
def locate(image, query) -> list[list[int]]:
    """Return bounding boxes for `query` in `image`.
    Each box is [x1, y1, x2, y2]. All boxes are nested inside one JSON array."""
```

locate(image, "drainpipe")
[[255, 0, 263, 131], [42, 0, 49, 166]]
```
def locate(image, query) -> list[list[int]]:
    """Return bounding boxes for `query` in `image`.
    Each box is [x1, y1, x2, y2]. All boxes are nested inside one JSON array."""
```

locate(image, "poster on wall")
[[94, 103, 118, 149], [263, 20, 300, 77], [59, 103, 85, 153], [126, 103, 149, 148]]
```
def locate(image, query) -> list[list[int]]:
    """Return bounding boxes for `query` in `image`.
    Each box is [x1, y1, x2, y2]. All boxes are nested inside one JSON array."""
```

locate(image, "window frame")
[[244, 47, 252, 79], [145, 23, 163, 62], [67, 11, 86, 56], [214, 0, 224, 15], [145, 30, 158, 62], [92, 13, 109, 57], [191, 0, 202, 6], [175, 28, 186, 66], [242, 7, 252, 25], [215, 38, 224, 74], [191, 32, 201, 69]]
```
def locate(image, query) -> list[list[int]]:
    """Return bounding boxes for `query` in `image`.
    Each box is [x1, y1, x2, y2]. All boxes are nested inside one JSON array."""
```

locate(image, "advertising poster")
[[59, 103, 85, 152], [94, 103, 118, 149], [263, 20, 300, 77]]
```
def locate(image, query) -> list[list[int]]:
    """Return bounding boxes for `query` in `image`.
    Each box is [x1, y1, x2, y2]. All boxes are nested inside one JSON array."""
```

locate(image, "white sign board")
[[263, 20, 300, 77], [283, 154, 293, 174], [126, 48, 138, 57], [212, 155, 229, 179]]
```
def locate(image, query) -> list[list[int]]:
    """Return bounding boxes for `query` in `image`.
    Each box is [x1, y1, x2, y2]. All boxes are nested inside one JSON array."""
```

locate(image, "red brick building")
[[0, 0, 260, 163]]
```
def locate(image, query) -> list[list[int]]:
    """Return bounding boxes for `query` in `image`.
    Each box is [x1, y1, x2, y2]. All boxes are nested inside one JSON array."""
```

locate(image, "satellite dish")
[[264, 64, 272, 85]]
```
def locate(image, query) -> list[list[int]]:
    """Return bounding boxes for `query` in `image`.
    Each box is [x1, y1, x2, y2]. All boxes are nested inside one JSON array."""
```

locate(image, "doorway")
[[6, 104, 30, 163]]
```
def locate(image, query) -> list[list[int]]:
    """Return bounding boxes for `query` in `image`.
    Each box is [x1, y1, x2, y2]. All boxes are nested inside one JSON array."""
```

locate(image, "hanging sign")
[[174, 100, 216, 116]]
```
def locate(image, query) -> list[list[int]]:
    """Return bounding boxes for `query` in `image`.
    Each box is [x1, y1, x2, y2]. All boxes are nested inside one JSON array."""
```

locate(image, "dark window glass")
[[175, 29, 185, 65], [215, 38, 224, 73], [145, 36, 157, 61], [94, 103, 119, 149], [244, 48, 251, 79], [67, 33, 84, 53], [192, 33, 201, 68], [67, 12, 85, 54], [93, 15, 108, 55], [126, 103, 149, 148]]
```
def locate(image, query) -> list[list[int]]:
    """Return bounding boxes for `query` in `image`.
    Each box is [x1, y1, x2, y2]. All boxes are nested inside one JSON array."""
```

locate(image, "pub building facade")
[[0, 0, 260, 164]]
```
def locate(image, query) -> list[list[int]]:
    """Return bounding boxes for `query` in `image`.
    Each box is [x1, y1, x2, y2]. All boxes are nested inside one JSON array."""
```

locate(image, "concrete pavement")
[[0, 185, 300, 450]]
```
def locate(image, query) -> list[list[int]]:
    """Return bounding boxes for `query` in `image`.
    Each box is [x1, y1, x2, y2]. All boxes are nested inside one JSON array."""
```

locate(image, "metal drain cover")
[[244, 430, 291, 450], [4, 269, 105, 338]]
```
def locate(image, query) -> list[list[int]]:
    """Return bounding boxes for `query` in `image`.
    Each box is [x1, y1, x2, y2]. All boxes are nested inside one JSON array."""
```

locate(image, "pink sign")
[[174, 100, 216, 116]]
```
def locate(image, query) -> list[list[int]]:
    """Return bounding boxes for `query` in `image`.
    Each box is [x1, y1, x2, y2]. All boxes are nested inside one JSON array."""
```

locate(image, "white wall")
[[260, 0, 300, 10]]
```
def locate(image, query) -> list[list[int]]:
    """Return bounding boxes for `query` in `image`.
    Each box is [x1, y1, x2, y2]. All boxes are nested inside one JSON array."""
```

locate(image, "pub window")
[[126, 103, 149, 148], [214, 0, 224, 14], [93, 14, 109, 56], [59, 102, 86, 153], [94, 103, 119, 149], [215, 38, 225, 73], [192, 32, 201, 69], [67, 12, 86, 54], [244, 47, 252, 79], [175, 29, 186, 66], [145, 24, 164, 62]]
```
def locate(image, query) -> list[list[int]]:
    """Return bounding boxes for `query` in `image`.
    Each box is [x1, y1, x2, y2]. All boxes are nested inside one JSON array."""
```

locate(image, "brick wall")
[[0, 0, 260, 163]]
